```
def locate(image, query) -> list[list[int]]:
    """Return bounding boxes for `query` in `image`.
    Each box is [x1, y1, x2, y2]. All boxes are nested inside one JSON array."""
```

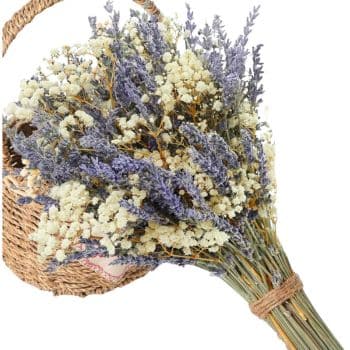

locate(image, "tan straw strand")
[[133, 0, 162, 18], [2, 0, 162, 57], [2, 0, 63, 56], [249, 273, 303, 319]]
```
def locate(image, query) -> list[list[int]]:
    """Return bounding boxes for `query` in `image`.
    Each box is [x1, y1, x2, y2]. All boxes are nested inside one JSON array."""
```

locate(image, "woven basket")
[[1, 0, 162, 296], [2, 136, 149, 296]]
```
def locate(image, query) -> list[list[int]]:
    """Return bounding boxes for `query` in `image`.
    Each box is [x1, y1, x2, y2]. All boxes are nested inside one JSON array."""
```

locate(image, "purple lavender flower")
[[104, 0, 114, 13], [88, 16, 97, 37], [206, 51, 225, 85], [212, 15, 231, 51], [112, 9, 121, 32], [81, 157, 119, 183], [180, 123, 210, 150], [240, 128, 255, 163], [47, 239, 108, 272], [247, 44, 264, 108], [188, 147, 231, 195], [185, 4, 199, 50], [120, 199, 169, 224], [172, 169, 208, 209], [200, 6, 260, 108], [140, 163, 188, 219], [34, 195, 58, 211], [136, 14, 168, 65], [199, 23, 213, 51], [180, 123, 239, 194], [256, 139, 269, 187], [110, 254, 198, 268], [17, 196, 33, 205], [209, 134, 239, 168], [79, 128, 119, 159], [110, 254, 160, 267], [114, 55, 156, 117], [111, 154, 145, 181]]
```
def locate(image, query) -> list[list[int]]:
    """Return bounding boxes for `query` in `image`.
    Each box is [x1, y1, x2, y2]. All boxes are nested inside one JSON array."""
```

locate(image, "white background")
[[1, 0, 349, 349]]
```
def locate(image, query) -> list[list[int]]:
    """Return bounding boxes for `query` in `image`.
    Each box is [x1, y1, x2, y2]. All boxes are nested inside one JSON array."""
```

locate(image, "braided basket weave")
[[1, 0, 162, 296], [3, 136, 149, 296]]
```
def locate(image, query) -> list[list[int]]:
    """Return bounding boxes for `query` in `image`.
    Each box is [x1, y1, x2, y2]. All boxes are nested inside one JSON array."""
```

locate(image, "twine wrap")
[[2, 0, 162, 56], [249, 273, 303, 319]]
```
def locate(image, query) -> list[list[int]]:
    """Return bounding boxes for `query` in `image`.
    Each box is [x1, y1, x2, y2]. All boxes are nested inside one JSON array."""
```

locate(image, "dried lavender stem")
[[269, 291, 343, 349], [217, 241, 343, 349]]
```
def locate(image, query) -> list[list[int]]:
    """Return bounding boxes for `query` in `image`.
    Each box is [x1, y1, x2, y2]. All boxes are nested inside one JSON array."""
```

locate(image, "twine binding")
[[249, 273, 303, 319], [2, 0, 162, 56]]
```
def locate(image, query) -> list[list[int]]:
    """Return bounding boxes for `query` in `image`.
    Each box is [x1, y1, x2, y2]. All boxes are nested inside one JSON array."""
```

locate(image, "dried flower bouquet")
[[3, 2, 343, 348]]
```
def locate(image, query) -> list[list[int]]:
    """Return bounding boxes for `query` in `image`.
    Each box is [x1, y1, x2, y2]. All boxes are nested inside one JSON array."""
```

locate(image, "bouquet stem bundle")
[[190, 213, 343, 348], [219, 244, 342, 349]]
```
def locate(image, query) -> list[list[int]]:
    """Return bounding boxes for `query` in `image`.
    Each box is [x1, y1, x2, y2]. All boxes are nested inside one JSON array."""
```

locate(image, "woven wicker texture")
[[2, 134, 149, 297], [2, 0, 63, 56]]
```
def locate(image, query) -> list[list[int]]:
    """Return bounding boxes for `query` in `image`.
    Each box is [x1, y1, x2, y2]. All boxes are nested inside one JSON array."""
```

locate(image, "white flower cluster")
[[59, 110, 94, 139], [6, 39, 114, 124], [155, 49, 219, 113], [111, 114, 147, 146], [92, 190, 139, 255], [210, 183, 246, 218], [239, 171, 262, 195], [20, 159, 42, 197], [134, 148, 165, 167], [261, 128, 277, 210], [158, 16, 180, 47], [30, 181, 147, 261], [5, 79, 44, 122], [125, 20, 147, 55], [138, 220, 229, 256], [228, 101, 259, 130], [30, 181, 91, 262], [30, 174, 232, 261], [88, 35, 113, 57]]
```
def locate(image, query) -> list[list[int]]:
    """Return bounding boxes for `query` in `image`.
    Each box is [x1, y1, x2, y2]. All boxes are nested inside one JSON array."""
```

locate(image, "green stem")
[[216, 238, 343, 349], [266, 290, 343, 349]]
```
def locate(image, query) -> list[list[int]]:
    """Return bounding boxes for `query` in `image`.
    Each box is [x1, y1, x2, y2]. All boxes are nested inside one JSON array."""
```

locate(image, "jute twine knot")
[[250, 273, 303, 319], [2, 0, 162, 56]]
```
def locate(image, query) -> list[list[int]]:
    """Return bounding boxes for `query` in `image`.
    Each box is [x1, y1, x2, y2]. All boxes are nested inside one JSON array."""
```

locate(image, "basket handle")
[[2, 0, 162, 56]]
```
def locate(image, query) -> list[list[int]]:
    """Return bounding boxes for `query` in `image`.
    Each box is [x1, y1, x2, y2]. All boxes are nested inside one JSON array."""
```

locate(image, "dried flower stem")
[[214, 218, 343, 349]]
